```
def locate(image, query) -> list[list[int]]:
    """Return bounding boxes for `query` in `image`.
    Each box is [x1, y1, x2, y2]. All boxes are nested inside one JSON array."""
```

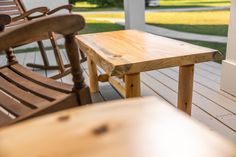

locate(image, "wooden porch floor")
[[1, 49, 236, 144]]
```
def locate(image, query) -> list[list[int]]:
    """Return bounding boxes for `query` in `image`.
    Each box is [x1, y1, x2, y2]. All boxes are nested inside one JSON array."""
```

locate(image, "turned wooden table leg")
[[178, 64, 194, 115], [125, 73, 141, 98], [87, 56, 99, 93]]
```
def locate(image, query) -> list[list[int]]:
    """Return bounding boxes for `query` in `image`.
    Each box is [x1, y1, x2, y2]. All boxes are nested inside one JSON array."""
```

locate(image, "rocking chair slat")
[[0, 1, 15, 6], [0, 10, 21, 16], [0, 6, 18, 11], [10, 64, 72, 93], [0, 76, 50, 108], [0, 68, 67, 100], [0, 111, 13, 126], [0, 91, 32, 116]]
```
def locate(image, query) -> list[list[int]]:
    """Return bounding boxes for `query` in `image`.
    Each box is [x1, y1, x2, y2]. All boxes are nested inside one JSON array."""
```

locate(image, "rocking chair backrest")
[[0, 0, 27, 28], [0, 0, 23, 17], [0, 0, 47, 27]]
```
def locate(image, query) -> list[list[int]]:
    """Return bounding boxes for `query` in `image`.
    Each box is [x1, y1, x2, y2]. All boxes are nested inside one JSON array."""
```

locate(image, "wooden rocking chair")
[[0, 0, 86, 79], [0, 14, 92, 127]]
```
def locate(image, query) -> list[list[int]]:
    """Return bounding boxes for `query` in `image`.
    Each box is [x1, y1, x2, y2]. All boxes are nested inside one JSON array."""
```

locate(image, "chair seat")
[[0, 63, 76, 127]]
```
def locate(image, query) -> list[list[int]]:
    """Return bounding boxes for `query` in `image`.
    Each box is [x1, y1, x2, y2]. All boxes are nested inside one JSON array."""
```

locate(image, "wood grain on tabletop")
[[76, 30, 223, 75], [0, 97, 235, 157]]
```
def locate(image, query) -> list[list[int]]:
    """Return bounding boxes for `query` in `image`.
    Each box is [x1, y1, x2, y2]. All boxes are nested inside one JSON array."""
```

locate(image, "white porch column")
[[221, 1, 236, 96], [124, 0, 145, 30]]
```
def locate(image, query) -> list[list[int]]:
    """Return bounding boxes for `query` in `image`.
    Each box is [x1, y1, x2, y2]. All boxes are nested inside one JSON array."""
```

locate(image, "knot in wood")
[[93, 124, 109, 135], [57, 115, 70, 122]]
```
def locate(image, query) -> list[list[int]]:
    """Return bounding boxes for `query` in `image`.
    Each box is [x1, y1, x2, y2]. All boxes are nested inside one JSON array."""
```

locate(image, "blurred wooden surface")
[[0, 97, 235, 157]]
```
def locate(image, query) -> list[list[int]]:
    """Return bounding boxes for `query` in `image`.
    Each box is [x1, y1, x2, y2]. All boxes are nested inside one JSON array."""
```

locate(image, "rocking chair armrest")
[[47, 4, 73, 15], [0, 14, 11, 32], [12, 7, 49, 22]]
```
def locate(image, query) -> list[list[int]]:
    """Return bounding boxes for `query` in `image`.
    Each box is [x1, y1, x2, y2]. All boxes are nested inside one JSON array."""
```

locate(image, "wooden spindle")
[[65, 34, 92, 105]]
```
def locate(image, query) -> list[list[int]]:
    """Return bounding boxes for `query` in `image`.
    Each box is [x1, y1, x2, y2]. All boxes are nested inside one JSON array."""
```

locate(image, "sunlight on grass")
[[82, 13, 124, 19], [145, 10, 230, 36], [81, 11, 230, 25], [146, 11, 230, 25], [160, 0, 230, 7], [74, 2, 98, 8], [81, 10, 229, 36]]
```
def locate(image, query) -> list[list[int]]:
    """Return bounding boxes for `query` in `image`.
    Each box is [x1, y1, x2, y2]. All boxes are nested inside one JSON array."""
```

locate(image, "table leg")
[[87, 56, 99, 93], [178, 64, 194, 115], [125, 73, 141, 98]]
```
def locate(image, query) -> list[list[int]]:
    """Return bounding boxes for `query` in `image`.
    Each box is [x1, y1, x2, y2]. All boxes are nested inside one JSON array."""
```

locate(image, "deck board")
[[1, 51, 236, 144], [148, 70, 236, 129], [196, 64, 221, 76], [166, 68, 236, 114], [204, 61, 222, 69]]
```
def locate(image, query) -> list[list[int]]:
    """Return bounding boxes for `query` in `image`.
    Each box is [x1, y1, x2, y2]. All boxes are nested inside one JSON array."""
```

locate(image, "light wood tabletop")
[[0, 97, 235, 157], [76, 30, 223, 115], [77, 30, 222, 76]]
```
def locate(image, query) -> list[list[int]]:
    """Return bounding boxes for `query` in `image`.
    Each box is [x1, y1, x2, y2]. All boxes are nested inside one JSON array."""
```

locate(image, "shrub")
[[69, 0, 80, 4], [86, 0, 124, 7]]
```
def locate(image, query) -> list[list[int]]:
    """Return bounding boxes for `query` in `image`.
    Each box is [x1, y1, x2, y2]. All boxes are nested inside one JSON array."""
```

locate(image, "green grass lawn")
[[73, 1, 121, 12], [81, 10, 230, 36], [146, 11, 230, 36], [149, 24, 228, 36], [183, 40, 226, 63], [81, 19, 124, 34], [159, 0, 230, 7]]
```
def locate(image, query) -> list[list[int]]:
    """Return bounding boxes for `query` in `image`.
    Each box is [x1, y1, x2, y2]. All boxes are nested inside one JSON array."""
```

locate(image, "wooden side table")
[[76, 30, 223, 115], [0, 97, 235, 157]]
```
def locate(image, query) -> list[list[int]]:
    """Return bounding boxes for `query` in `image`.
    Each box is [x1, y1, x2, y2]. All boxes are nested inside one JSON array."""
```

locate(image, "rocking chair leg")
[[26, 39, 71, 79], [49, 32, 65, 73], [26, 34, 72, 79], [37, 41, 49, 66], [26, 41, 51, 68], [65, 34, 92, 105]]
